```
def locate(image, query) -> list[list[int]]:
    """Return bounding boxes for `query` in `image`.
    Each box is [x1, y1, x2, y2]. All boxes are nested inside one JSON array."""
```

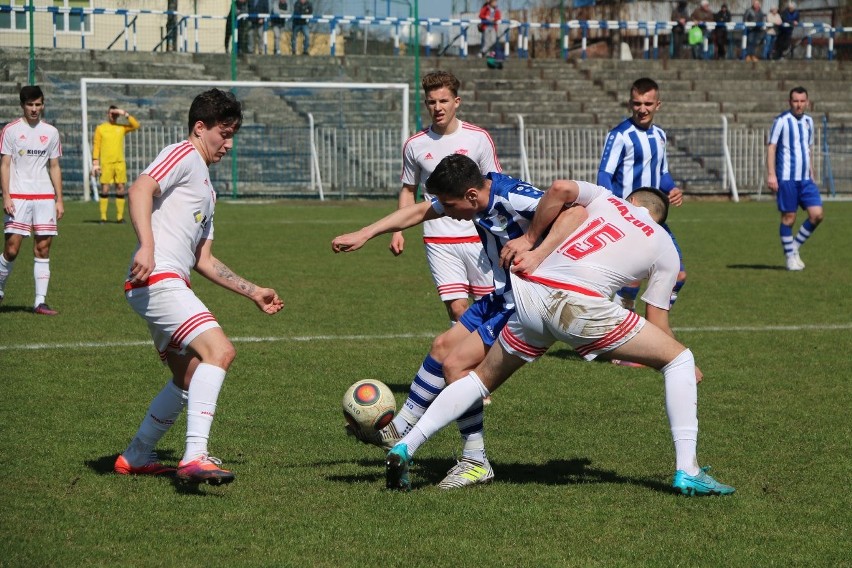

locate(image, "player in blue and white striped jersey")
[[332, 154, 585, 489], [767, 86, 824, 271], [597, 77, 686, 316]]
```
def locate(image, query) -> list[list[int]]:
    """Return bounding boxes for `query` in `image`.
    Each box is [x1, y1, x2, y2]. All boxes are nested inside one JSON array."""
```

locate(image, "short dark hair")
[[425, 154, 485, 198], [422, 70, 461, 98], [187, 89, 243, 134], [628, 187, 669, 224], [20, 85, 44, 106], [789, 86, 808, 99], [631, 77, 659, 97]]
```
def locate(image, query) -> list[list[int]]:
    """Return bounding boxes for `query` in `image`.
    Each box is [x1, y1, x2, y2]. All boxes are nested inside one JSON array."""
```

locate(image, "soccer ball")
[[342, 379, 396, 434]]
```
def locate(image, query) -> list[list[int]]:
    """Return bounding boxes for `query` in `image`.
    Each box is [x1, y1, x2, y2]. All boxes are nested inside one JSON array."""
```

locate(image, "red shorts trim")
[[9, 194, 55, 200]]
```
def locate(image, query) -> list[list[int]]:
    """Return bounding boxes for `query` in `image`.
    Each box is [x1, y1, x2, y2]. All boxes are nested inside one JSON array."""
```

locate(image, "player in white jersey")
[[0, 86, 64, 315], [333, 154, 585, 489], [392, 71, 501, 324], [115, 89, 284, 485], [597, 78, 686, 321], [767, 86, 823, 271], [384, 182, 735, 497]]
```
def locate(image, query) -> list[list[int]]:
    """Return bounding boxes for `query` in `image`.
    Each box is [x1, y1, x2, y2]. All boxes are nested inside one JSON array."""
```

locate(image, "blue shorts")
[[777, 179, 823, 213], [459, 292, 513, 347]]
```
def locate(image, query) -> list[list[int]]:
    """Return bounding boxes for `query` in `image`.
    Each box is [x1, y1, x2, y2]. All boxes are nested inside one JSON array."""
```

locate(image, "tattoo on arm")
[[213, 259, 256, 296]]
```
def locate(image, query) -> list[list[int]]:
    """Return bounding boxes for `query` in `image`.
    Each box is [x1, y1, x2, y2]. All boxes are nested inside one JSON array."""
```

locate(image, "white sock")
[[183, 363, 227, 463], [123, 380, 188, 466], [33, 258, 50, 306], [0, 254, 14, 297], [401, 372, 490, 457], [662, 349, 700, 475]]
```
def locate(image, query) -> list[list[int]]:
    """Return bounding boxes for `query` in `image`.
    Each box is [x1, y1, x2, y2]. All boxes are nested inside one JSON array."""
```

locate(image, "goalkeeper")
[[92, 105, 139, 224]]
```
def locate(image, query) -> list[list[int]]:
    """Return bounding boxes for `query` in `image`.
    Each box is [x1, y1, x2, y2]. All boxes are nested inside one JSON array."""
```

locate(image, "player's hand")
[[3, 195, 15, 217], [511, 249, 546, 275], [767, 173, 779, 193], [92, 164, 101, 176], [332, 232, 367, 253], [255, 287, 284, 314], [128, 246, 155, 284], [668, 187, 684, 207], [389, 231, 405, 256], [55, 200, 64, 221], [695, 364, 704, 384], [500, 234, 535, 269]]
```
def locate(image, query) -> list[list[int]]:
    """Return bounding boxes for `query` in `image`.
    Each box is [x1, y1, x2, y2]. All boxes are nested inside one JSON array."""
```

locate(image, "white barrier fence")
[[70, 121, 847, 200]]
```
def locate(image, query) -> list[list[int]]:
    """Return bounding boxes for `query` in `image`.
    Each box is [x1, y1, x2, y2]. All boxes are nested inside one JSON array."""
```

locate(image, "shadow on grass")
[[0, 304, 37, 314], [727, 263, 786, 270], [327, 456, 672, 493]]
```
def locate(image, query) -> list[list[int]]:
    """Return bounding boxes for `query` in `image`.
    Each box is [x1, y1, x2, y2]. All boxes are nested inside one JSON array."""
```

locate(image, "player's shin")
[[401, 371, 490, 457], [662, 349, 699, 475], [183, 363, 226, 462], [123, 379, 188, 466]]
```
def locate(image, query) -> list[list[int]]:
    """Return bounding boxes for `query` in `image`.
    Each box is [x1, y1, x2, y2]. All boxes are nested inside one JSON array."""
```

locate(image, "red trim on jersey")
[[519, 274, 604, 297], [124, 272, 190, 292], [576, 310, 641, 357], [0, 118, 23, 153], [9, 193, 55, 200], [461, 123, 502, 172], [500, 326, 548, 358], [148, 142, 194, 182], [423, 235, 481, 245]]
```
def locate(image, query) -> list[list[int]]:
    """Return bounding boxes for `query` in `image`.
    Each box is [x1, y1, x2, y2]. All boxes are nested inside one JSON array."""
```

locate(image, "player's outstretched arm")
[[194, 240, 284, 315], [332, 200, 439, 253]]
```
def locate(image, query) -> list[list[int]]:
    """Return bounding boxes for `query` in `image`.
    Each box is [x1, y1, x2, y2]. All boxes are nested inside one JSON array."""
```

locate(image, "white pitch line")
[[1, 325, 850, 352]]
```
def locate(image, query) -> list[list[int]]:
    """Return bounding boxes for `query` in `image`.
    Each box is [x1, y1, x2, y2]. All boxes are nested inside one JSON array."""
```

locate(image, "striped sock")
[[780, 224, 795, 256], [794, 219, 816, 249], [393, 354, 445, 436]]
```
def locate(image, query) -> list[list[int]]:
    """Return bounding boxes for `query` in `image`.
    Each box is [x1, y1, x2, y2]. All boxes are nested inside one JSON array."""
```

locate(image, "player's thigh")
[[430, 321, 473, 360], [443, 330, 488, 382], [187, 326, 236, 370], [4, 198, 35, 237], [113, 162, 128, 185], [425, 243, 473, 300], [32, 200, 58, 237], [607, 320, 686, 369], [776, 181, 801, 213], [475, 340, 528, 392], [126, 281, 221, 359], [100, 162, 117, 185]]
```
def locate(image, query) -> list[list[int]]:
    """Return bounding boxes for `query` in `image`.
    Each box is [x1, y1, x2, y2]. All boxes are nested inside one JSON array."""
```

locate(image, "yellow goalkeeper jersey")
[[92, 116, 140, 164]]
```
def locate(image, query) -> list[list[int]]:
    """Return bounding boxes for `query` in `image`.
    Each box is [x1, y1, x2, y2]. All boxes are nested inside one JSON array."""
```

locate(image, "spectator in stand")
[[270, 1, 288, 55], [236, 0, 249, 54], [291, 0, 313, 55], [670, 1, 689, 59], [763, 7, 782, 60], [743, 0, 765, 62], [712, 3, 731, 60], [773, 1, 799, 59], [245, 0, 270, 55], [689, 0, 714, 59], [478, 0, 501, 58]]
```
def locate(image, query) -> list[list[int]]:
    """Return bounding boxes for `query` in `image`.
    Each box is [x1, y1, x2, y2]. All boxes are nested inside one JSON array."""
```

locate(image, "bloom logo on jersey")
[[24, 148, 48, 157], [606, 197, 655, 236]]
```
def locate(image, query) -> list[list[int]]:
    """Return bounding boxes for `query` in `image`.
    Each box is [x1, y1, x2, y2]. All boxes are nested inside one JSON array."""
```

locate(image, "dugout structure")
[[80, 78, 410, 200]]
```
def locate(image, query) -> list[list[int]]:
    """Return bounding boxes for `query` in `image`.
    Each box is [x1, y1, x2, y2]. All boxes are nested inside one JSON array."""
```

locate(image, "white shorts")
[[424, 240, 494, 301], [500, 275, 645, 362], [4, 198, 58, 236], [125, 275, 220, 362]]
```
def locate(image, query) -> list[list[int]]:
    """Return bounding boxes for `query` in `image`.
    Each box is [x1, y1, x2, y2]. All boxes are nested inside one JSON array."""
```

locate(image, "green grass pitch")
[[1, 198, 849, 566]]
